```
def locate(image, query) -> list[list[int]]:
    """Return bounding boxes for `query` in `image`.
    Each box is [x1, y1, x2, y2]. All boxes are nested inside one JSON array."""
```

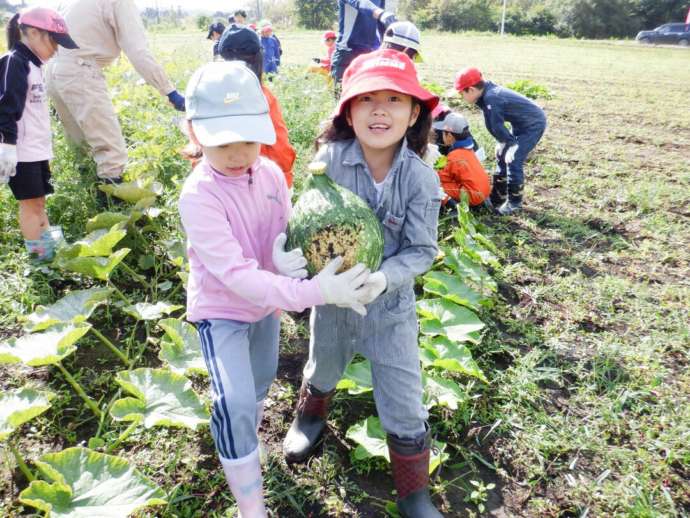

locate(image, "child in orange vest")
[[433, 113, 490, 213]]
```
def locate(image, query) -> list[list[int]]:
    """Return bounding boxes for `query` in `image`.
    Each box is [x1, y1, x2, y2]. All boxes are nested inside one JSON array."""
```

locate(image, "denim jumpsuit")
[[477, 81, 547, 187], [303, 139, 441, 440]]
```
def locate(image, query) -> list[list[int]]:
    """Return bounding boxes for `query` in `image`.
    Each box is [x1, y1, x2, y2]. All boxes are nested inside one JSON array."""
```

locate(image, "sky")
[[12, 0, 247, 13]]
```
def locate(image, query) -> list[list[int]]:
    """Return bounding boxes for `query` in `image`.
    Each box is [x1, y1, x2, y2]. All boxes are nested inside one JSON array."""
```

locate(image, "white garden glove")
[[494, 142, 505, 160], [355, 271, 387, 306], [272, 233, 308, 279], [0, 143, 18, 184], [505, 144, 519, 164], [315, 256, 370, 316]]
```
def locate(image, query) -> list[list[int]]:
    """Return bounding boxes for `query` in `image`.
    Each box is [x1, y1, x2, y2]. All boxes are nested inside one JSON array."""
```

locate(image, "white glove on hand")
[[505, 144, 519, 164], [494, 142, 505, 160], [0, 143, 18, 184], [356, 271, 387, 306], [315, 257, 370, 316], [272, 233, 308, 279]]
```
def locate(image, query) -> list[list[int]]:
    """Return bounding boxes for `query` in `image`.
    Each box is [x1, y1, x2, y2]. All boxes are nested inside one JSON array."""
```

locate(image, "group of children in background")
[[1, 7, 546, 517], [206, 12, 282, 75]]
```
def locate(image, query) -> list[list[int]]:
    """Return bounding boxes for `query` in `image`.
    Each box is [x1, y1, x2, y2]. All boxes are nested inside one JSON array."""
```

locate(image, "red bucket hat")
[[19, 7, 78, 49], [454, 67, 483, 92], [323, 30, 337, 40], [334, 49, 438, 117]]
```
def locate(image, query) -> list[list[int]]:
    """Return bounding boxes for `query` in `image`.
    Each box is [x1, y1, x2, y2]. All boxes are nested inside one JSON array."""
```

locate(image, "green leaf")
[[0, 387, 56, 441], [22, 288, 112, 332], [417, 298, 484, 343], [422, 373, 469, 410], [455, 232, 500, 269], [442, 247, 496, 292], [98, 179, 162, 204], [423, 271, 486, 311], [163, 238, 187, 267], [336, 360, 373, 395], [19, 447, 166, 517], [111, 368, 209, 429], [124, 301, 183, 321], [346, 416, 447, 473], [0, 325, 91, 366], [157, 318, 207, 376], [55, 225, 127, 260], [85, 211, 141, 233], [420, 335, 487, 383], [59, 249, 130, 281]]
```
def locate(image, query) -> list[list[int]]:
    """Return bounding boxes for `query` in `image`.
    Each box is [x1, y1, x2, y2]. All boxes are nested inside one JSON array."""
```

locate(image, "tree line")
[[296, 0, 689, 39]]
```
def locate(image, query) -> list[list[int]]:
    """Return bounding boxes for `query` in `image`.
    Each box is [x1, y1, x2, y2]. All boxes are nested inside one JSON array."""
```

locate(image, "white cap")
[[432, 113, 469, 134], [383, 21, 422, 60]]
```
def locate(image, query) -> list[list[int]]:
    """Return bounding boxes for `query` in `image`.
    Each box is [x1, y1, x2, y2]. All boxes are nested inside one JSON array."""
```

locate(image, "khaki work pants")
[[46, 58, 127, 180]]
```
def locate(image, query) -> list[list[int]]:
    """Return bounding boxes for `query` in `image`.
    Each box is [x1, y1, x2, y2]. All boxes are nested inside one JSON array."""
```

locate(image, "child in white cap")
[[178, 60, 370, 516], [0, 8, 78, 260]]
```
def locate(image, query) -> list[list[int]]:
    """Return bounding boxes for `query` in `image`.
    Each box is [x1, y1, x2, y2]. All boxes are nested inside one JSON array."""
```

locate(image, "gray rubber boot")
[[387, 429, 443, 518], [497, 183, 524, 216], [282, 382, 334, 463]]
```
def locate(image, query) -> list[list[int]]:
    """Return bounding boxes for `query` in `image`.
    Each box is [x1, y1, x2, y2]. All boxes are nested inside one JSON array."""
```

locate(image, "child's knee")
[[20, 197, 46, 213], [211, 395, 258, 459]]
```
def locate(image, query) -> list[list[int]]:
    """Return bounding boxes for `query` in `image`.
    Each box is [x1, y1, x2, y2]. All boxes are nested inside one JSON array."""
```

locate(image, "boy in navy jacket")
[[455, 67, 546, 215]]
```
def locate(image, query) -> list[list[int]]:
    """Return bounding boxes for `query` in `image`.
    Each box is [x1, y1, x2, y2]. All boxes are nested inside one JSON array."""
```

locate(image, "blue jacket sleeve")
[[0, 52, 28, 145], [486, 98, 517, 146], [342, 0, 380, 17]]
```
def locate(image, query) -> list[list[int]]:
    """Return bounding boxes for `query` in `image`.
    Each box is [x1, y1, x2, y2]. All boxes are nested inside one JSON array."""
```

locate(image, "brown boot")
[[387, 428, 443, 517], [282, 381, 334, 463]]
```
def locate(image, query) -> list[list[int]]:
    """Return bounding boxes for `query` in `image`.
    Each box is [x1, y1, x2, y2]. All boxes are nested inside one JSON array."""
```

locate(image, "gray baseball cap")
[[432, 112, 469, 134], [185, 61, 276, 147]]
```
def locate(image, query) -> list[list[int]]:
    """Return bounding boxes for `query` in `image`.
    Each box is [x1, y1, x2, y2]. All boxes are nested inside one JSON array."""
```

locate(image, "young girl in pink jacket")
[[178, 60, 370, 517]]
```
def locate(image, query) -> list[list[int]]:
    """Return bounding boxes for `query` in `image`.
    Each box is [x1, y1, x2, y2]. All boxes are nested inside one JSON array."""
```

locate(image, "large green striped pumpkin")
[[287, 162, 384, 277]]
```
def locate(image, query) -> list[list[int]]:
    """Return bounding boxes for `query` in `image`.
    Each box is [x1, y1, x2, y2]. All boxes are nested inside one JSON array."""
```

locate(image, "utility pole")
[[500, 0, 507, 36], [256, 0, 261, 20]]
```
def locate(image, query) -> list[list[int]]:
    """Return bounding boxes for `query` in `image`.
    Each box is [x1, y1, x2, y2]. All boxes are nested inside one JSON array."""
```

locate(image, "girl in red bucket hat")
[[0, 8, 78, 261], [284, 49, 445, 518]]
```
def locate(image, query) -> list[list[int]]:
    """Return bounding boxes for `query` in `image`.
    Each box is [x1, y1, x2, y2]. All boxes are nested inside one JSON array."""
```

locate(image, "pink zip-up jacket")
[[179, 156, 324, 323]]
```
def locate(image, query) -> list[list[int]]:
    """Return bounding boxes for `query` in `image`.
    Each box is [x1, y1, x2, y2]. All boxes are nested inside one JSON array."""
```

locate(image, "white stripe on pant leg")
[[220, 447, 268, 518]]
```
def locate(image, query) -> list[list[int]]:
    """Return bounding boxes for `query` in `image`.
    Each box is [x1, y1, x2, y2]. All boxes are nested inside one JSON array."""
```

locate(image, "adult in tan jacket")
[[46, 0, 185, 182]]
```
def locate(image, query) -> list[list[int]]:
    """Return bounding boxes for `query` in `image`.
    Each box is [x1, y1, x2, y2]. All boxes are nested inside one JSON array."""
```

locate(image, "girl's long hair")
[[317, 99, 431, 157], [7, 14, 22, 49], [221, 50, 263, 84]]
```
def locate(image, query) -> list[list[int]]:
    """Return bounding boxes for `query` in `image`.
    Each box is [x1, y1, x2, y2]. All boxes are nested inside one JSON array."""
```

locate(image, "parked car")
[[636, 23, 690, 46]]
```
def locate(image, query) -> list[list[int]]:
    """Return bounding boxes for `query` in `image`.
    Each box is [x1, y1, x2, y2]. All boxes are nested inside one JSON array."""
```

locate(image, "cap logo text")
[[362, 57, 405, 71], [224, 92, 240, 104]]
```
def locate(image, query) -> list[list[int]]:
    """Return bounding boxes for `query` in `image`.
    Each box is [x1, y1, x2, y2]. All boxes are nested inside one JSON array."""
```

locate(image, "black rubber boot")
[[488, 175, 508, 209], [282, 382, 334, 463], [387, 428, 443, 518], [497, 183, 524, 216]]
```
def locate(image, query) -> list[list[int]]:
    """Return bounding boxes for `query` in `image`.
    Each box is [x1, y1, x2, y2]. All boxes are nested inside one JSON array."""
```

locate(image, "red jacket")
[[437, 146, 490, 206], [261, 85, 296, 188]]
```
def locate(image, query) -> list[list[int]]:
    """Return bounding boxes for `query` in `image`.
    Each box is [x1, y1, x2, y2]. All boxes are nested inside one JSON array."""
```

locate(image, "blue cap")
[[185, 61, 276, 147], [207, 22, 225, 39], [218, 25, 261, 56]]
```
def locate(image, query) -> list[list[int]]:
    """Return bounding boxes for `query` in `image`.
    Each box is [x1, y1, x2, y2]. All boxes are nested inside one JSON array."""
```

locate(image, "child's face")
[[203, 141, 261, 176], [211, 32, 221, 41], [346, 90, 420, 155], [325, 38, 336, 48], [442, 131, 455, 146], [26, 28, 58, 62], [461, 86, 481, 104]]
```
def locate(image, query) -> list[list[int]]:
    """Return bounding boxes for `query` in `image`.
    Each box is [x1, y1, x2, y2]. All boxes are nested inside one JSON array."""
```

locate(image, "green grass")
[[1, 30, 689, 517]]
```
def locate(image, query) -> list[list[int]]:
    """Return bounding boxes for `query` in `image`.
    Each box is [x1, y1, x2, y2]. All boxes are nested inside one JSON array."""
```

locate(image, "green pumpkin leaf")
[[22, 288, 112, 332], [422, 373, 469, 410], [417, 298, 484, 343], [19, 447, 166, 517], [420, 336, 487, 383], [59, 249, 130, 281], [0, 324, 91, 366], [442, 247, 496, 292], [111, 368, 209, 429], [55, 225, 127, 260], [163, 238, 187, 267], [0, 387, 56, 441], [98, 179, 162, 204], [124, 301, 183, 321], [422, 271, 486, 312], [346, 416, 446, 473], [455, 232, 500, 269], [85, 211, 142, 232], [336, 360, 373, 395], [157, 319, 207, 376]]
